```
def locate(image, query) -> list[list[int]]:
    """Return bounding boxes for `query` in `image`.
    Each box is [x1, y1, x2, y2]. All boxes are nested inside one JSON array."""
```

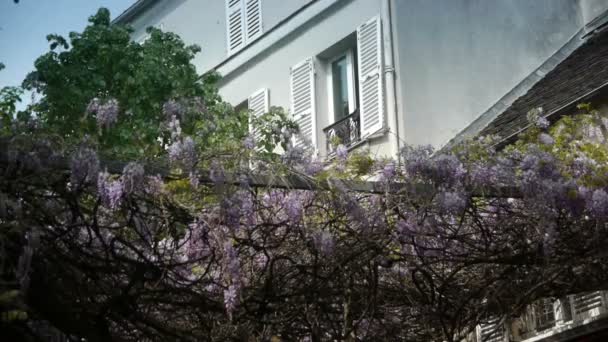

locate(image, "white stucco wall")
[[580, 0, 608, 25], [122, 0, 608, 155], [391, 0, 586, 147], [125, 0, 313, 74], [216, 0, 393, 157]]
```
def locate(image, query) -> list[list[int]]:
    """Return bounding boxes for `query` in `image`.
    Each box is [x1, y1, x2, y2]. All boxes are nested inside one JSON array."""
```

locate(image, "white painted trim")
[[326, 49, 357, 124]]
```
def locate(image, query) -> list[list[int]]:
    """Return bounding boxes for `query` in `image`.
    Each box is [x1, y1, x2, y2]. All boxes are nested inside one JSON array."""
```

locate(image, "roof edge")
[[112, 0, 160, 25], [440, 28, 586, 152]]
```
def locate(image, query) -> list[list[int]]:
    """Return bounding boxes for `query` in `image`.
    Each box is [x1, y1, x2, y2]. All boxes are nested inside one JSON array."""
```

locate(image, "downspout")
[[381, 0, 401, 161]]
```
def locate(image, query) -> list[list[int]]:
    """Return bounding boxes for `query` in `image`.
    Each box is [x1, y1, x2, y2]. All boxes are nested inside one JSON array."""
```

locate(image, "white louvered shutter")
[[226, 0, 245, 55], [357, 16, 384, 137], [290, 58, 317, 149], [245, 0, 263, 42], [478, 317, 504, 342], [248, 88, 269, 150]]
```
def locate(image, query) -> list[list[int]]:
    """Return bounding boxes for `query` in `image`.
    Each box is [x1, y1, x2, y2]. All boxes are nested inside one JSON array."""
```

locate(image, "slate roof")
[[479, 27, 608, 144]]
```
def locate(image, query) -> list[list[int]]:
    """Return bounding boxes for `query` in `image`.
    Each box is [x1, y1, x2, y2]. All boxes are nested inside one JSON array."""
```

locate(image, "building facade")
[[115, 0, 608, 158], [115, 1, 608, 340]]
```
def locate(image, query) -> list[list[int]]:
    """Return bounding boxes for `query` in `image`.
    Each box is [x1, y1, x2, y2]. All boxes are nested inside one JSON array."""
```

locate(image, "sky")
[[0, 0, 136, 89]]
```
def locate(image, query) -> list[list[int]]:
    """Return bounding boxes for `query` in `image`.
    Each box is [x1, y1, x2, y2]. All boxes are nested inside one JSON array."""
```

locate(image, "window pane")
[[332, 56, 349, 121]]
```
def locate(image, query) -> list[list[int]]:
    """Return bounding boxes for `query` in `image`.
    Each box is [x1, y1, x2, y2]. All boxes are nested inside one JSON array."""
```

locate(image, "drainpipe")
[[381, 0, 401, 162]]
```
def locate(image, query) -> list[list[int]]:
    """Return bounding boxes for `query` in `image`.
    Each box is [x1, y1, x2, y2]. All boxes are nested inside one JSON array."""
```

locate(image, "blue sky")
[[0, 0, 135, 89]]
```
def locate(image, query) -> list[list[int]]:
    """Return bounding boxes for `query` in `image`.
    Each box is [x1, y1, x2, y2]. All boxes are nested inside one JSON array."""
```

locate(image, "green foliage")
[[250, 106, 298, 155], [21, 8, 246, 159], [506, 104, 608, 187], [347, 152, 375, 177], [0, 86, 23, 135]]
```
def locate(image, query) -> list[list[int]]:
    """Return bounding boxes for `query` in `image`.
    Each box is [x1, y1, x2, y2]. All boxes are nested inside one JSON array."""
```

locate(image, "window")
[[328, 50, 357, 123], [226, 0, 263, 55], [534, 299, 556, 330], [294, 16, 383, 155]]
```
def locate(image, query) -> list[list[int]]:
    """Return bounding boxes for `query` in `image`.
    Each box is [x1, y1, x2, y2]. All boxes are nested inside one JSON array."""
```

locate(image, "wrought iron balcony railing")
[[323, 109, 361, 154]]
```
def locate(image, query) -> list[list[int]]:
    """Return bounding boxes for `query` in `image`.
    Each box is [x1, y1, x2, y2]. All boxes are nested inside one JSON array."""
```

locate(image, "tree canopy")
[[20, 8, 245, 160]]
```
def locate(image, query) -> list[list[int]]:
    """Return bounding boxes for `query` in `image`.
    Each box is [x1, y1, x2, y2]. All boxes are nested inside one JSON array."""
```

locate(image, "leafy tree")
[[22, 8, 245, 160], [0, 63, 24, 136]]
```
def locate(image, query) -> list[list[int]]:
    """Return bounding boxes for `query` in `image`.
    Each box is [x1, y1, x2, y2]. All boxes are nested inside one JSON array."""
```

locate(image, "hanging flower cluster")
[[3, 103, 608, 342], [86, 97, 120, 128]]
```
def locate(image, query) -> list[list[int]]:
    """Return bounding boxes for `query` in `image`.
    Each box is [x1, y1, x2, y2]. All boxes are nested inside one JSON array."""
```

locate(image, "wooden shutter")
[[248, 88, 269, 150], [290, 58, 317, 149], [226, 0, 245, 55], [245, 0, 263, 42], [357, 16, 384, 137]]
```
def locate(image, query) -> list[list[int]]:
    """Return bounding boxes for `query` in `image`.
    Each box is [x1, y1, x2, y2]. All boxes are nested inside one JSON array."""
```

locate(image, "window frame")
[[326, 49, 357, 124]]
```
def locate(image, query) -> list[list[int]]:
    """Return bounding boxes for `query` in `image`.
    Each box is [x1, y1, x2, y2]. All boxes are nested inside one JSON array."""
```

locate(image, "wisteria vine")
[[1, 102, 608, 342]]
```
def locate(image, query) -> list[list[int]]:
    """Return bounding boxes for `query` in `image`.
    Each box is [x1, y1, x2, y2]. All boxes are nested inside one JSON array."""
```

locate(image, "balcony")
[[323, 109, 361, 154], [468, 291, 608, 342]]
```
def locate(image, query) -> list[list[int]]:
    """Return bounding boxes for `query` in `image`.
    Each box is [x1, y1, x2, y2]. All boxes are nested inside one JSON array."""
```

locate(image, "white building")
[[114, 1, 608, 340], [115, 0, 608, 158]]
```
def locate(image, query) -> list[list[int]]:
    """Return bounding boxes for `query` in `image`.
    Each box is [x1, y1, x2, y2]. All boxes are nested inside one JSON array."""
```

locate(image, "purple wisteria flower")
[[381, 161, 396, 181], [168, 115, 182, 140], [181, 137, 197, 169], [243, 135, 256, 150], [87, 97, 119, 128], [97, 171, 124, 210], [520, 148, 560, 180], [163, 99, 185, 120], [437, 191, 467, 214], [240, 192, 256, 227], [470, 164, 497, 188], [223, 242, 241, 282], [402, 145, 465, 186], [285, 193, 303, 222], [224, 284, 239, 320], [589, 189, 608, 218], [186, 218, 209, 260], [571, 156, 597, 178], [121, 162, 144, 195], [70, 147, 99, 187], [396, 219, 418, 239], [222, 196, 242, 230], [145, 175, 165, 196], [168, 136, 197, 171], [304, 159, 324, 176]]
